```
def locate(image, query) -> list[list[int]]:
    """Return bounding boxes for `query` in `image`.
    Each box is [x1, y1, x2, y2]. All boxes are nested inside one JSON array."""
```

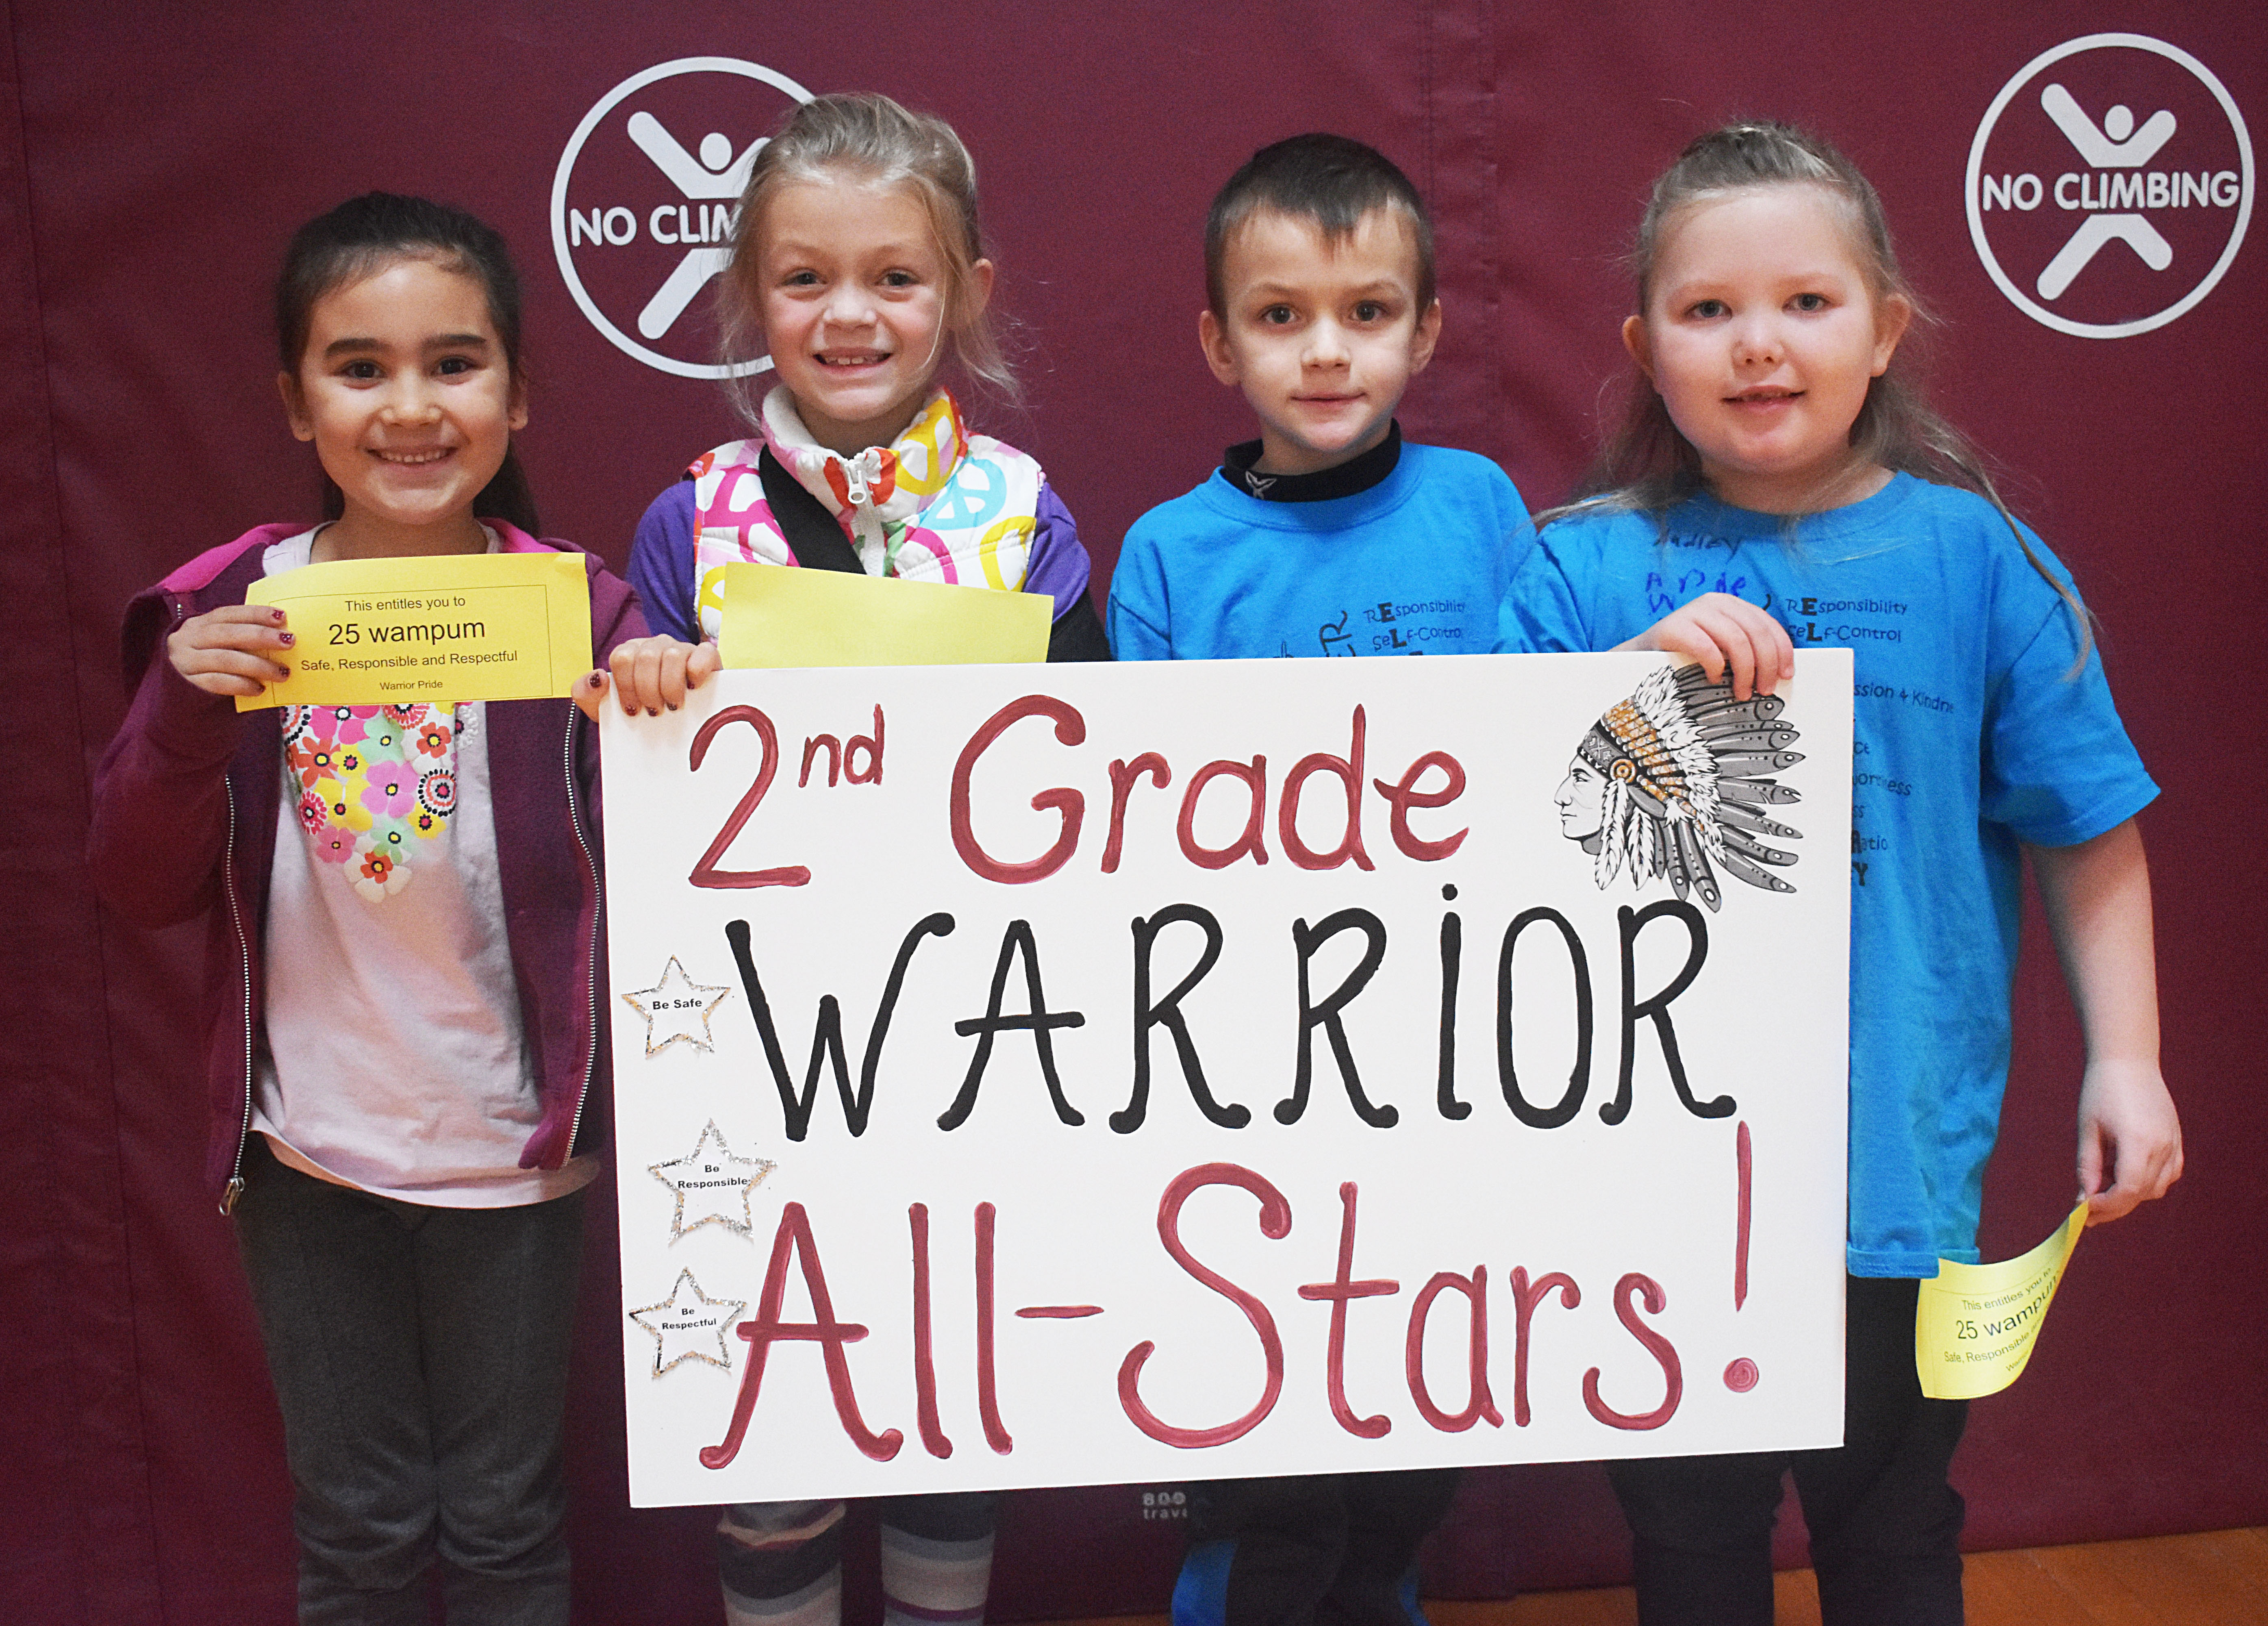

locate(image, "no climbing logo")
[[550, 57, 814, 378], [1966, 33, 2253, 338]]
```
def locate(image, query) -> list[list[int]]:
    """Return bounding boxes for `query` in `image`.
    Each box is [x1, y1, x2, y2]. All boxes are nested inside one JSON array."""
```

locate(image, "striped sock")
[[879, 1493, 998, 1626], [719, 1500, 847, 1626]]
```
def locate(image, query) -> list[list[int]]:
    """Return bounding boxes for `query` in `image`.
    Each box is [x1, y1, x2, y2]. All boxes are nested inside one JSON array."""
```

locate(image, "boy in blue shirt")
[[1108, 133, 1532, 1626], [1107, 133, 1530, 663]]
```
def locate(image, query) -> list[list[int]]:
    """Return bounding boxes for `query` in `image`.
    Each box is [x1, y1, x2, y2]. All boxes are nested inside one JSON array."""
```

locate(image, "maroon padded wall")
[[3, 3, 2261, 1622]]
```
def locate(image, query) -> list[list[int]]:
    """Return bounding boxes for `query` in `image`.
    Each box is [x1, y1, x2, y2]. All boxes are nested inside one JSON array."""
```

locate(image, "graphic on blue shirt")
[[1108, 443, 1530, 664], [1500, 474, 2157, 1276]]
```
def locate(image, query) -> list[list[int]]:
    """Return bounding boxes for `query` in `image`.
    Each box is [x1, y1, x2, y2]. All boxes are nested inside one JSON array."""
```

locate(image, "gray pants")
[[233, 1137, 585, 1626]]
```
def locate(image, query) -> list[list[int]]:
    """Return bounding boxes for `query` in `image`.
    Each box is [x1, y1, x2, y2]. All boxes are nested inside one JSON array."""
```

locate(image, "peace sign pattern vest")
[[685, 387, 1045, 640]]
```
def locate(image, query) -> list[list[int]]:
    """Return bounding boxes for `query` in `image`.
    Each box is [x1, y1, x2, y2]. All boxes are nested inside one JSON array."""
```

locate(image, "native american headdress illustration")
[[1571, 665, 1805, 911]]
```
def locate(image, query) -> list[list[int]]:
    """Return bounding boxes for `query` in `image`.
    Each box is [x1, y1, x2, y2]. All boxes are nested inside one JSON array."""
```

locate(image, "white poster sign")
[[600, 651, 1853, 1508]]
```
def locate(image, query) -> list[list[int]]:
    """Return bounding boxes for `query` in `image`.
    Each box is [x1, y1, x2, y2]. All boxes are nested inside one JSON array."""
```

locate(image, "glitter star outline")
[[627, 1268, 747, 1377], [649, 1120, 776, 1241], [620, 956, 733, 1058]]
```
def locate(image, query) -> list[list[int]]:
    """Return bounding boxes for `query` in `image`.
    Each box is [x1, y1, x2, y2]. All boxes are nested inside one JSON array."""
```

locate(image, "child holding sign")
[[89, 194, 642, 1624], [611, 91, 1105, 715], [1109, 133, 1531, 1626], [612, 92, 1106, 1626], [1499, 122, 2183, 1624]]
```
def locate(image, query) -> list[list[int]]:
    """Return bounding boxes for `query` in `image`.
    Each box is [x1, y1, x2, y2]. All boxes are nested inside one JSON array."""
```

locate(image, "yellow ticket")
[[1914, 1201, 2086, 1399], [239, 551, 591, 709], [714, 563, 1051, 668]]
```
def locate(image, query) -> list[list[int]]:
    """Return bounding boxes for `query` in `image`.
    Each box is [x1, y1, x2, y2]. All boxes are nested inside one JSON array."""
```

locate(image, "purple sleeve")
[[1024, 483, 1093, 622], [88, 590, 243, 927], [570, 556, 650, 870], [586, 556, 650, 663], [627, 480, 701, 643]]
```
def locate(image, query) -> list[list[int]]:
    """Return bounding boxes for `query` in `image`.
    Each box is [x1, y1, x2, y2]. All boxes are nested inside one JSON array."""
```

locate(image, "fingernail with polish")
[[278, 631, 295, 647]]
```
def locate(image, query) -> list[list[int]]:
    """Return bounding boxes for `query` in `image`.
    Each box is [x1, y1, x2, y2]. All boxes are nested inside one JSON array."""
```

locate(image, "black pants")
[[233, 1137, 586, 1626], [1607, 1276, 1967, 1626], [1175, 1469, 1461, 1626]]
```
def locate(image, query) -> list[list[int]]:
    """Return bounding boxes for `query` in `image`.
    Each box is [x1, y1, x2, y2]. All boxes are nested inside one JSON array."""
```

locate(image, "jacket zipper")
[[560, 704, 601, 1159], [221, 696, 601, 1196], [176, 577, 254, 1217], [220, 749, 255, 1213]]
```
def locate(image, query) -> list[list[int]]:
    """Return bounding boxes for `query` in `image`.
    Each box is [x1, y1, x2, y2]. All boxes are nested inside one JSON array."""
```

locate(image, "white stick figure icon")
[[626, 112, 764, 340], [2035, 85, 2178, 299]]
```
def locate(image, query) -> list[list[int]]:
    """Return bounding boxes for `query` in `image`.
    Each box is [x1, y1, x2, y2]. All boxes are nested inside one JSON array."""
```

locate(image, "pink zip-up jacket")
[[88, 523, 647, 1210]]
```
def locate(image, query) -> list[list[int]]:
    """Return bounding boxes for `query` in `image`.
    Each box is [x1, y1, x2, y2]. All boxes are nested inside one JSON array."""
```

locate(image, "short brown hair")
[[1204, 133, 1435, 316]]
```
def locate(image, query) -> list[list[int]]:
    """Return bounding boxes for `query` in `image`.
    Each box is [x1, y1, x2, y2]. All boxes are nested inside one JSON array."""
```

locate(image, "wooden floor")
[[1047, 1527, 2268, 1626]]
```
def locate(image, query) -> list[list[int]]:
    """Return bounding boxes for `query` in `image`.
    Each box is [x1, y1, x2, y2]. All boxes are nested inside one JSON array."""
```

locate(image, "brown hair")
[[276, 192, 539, 534], [1204, 132, 1435, 317], [1554, 121, 2090, 659], [717, 93, 1014, 427]]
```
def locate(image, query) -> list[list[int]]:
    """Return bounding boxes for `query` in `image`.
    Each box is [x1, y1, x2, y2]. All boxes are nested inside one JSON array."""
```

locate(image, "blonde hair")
[[1552, 121, 2091, 661], [718, 92, 1016, 426]]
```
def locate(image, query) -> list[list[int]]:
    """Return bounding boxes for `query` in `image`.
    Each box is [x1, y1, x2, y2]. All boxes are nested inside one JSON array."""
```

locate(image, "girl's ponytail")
[[1555, 122, 2092, 665]]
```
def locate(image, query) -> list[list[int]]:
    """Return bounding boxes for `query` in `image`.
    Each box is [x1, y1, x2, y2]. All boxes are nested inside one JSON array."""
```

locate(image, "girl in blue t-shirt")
[[1500, 122, 2182, 1624]]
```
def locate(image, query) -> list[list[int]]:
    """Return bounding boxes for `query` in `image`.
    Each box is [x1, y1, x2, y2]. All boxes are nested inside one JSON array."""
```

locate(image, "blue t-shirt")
[[1500, 474, 2156, 1276], [1108, 443, 1532, 661]]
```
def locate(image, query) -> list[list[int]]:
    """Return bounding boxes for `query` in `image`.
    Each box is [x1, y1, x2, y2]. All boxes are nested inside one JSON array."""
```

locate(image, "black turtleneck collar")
[[1221, 422, 1402, 503]]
